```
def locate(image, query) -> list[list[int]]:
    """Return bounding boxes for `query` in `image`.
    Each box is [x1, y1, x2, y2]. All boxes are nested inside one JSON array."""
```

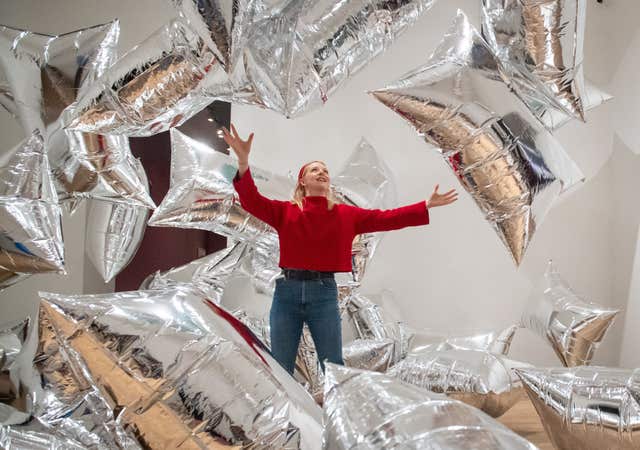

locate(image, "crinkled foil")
[[371, 10, 583, 265], [150, 129, 395, 283], [343, 338, 394, 373], [387, 349, 530, 417], [0, 21, 153, 208], [85, 159, 150, 283], [0, 318, 31, 425], [409, 325, 518, 355], [64, 19, 226, 137], [521, 260, 619, 367], [0, 427, 86, 449], [244, 0, 437, 117], [517, 366, 640, 450], [481, 0, 587, 126], [323, 363, 538, 449], [38, 286, 322, 448], [0, 132, 65, 290]]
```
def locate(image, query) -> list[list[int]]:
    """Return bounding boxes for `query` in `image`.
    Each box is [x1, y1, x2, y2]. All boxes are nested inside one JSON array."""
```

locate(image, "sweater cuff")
[[233, 167, 251, 186], [423, 200, 430, 224]]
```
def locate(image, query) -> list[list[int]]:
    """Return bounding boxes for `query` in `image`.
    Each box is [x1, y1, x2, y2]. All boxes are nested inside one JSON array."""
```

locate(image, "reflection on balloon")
[[244, 0, 438, 117], [323, 363, 538, 449], [409, 325, 518, 355], [0, 132, 64, 290], [517, 366, 640, 450], [371, 10, 583, 265], [481, 0, 588, 126], [521, 260, 619, 367], [387, 349, 530, 417]]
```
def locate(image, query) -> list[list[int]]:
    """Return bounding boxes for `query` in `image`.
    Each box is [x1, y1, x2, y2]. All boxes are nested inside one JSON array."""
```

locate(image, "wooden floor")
[[499, 399, 554, 450]]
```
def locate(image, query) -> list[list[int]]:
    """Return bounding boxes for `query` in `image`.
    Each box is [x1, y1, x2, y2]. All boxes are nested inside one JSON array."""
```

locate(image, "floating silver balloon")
[[481, 0, 587, 127], [151, 129, 395, 283], [517, 366, 640, 450], [521, 260, 619, 367], [0, 22, 154, 208], [172, 0, 278, 106], [0, 132, 64, 290], [409, 325, 518, 355], [85, 159, 150, 283], [39, 286, 323, 448], [63, 19, 226, 137], [371, 10, 584, 265], [323, 363, 538, 449], [244, 0, 438, 117], [0, 318, 31, 425], [387, 349, 530, 417]]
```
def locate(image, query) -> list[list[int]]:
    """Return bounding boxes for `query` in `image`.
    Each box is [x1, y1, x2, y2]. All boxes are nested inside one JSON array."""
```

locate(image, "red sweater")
[[233, 168, 429, 272]]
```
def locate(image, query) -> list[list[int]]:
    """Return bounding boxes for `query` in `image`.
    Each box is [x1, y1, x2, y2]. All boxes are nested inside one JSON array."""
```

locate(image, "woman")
[[223, 124, 458, 374]]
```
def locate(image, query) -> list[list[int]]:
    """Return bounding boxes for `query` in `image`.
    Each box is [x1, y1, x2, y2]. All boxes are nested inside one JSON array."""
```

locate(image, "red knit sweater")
[[233, 168, 429, 272]]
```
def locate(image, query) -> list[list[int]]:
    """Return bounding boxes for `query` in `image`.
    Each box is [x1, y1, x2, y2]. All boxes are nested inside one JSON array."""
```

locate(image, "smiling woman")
[[222, 123, 458, 374]]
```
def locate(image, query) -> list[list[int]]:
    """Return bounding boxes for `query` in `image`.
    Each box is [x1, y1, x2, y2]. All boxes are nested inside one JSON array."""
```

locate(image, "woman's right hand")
[[222, 124, 253, 174]]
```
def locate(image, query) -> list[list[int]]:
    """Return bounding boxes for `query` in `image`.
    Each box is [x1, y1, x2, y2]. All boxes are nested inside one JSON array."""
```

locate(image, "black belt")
[[282, 268, 335, 280]]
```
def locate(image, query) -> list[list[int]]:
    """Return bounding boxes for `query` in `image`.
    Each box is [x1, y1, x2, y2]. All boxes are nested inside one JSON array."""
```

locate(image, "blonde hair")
[[291, 162, 338, 210]]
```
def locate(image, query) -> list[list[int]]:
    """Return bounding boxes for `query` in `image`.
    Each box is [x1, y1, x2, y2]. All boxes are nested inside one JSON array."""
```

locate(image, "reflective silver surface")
[[387, 349, 530, 417], [521, 260, 619, 367], [64, 20, 226, 137], [517, 366, 640, 450], [85, 159, 150, 283], [244, 0, 437, 117], [371, 10, 583, 265], [482, 0, 588, 127], [0, 132, 64, 290], [409, 325, 518, 355], [0, 318, 31, 425], [0, 21, 154, 208], [38, 286, 323, 448], [323, 363, 538, 449]]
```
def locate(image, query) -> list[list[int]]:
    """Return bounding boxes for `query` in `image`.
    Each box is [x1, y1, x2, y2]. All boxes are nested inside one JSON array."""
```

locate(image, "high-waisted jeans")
[[270, 276, 344, 374]]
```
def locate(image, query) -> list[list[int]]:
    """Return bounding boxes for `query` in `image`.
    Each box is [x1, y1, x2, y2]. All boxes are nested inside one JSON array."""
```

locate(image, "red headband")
[[297, 161, 323, 181]]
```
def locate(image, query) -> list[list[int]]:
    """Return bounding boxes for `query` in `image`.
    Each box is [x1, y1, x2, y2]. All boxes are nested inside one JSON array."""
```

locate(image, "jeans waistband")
[[282, 268, 335, 280]]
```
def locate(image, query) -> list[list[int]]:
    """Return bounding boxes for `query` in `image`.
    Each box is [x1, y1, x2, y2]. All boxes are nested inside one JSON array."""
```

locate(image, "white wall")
[[0, 0, 638, 368]]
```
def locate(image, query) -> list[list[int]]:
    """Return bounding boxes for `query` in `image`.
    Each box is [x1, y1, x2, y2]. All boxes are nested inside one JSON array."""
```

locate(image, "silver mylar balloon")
[[0, 132, 64, 290], [521, 260, 619, 367], [481, 0, 588, 127], [371, 10, 584, 265], [409, 324, 518, 355], [63, 19, 227, 137], [0, 318, 31, 425], [0, 427, 86, 450], [172, 0, 279, 106], [244, 0, 438, 117], [387, 349, 531, 417], [323, 363, 538, 449], [344, 289, 414, 363], [29, 308, 141, 448], [517, 366, 640, 450], [85, 159, 150, 283], [38, 286, 323, 448], [0, 21, 154, 208], [151, 129, 395, 283], [343, 338, 395, 373]]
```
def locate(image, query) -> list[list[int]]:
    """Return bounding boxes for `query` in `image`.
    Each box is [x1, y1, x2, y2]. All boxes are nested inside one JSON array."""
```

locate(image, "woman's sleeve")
[[353, 201, 429, 235], [233, 168, 284, 229]]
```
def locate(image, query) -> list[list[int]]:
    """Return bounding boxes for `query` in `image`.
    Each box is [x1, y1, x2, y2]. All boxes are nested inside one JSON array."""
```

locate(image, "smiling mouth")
[[317, 177, 328, 182]]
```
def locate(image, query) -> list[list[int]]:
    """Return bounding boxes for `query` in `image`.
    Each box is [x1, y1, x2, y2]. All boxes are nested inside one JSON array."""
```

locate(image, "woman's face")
[[301, 161, 330, 194]]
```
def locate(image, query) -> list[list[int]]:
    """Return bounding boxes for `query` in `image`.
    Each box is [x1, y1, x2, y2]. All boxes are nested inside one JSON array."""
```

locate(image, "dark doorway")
[[115, 102, 231, 291]]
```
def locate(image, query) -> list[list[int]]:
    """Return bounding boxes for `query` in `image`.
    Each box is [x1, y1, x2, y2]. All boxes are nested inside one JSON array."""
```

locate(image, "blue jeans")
[[270, 277, 344, 374]]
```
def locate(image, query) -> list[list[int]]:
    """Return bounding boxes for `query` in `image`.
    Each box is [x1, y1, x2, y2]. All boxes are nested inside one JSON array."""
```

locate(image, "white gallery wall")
[[0, 0, 638, 368]]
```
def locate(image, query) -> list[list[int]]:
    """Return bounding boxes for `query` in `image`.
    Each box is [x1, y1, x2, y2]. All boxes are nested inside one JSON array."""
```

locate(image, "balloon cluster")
[[0, 1, 628, 449]]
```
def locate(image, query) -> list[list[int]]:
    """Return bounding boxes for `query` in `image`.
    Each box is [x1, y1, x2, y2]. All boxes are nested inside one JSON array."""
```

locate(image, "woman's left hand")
[[427, 185, 458, 208]]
